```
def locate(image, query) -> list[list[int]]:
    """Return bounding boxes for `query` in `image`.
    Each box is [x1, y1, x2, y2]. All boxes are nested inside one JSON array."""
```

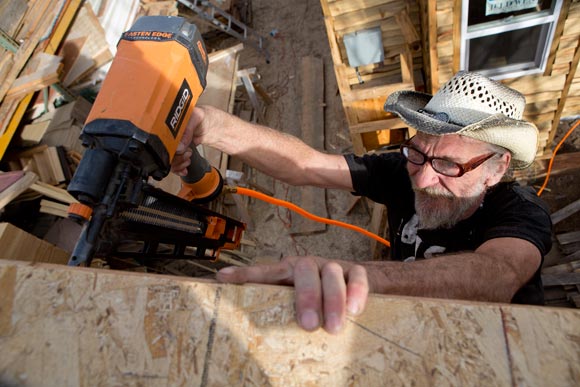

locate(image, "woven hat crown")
[[424, 71, 526, 125], [383, 71, 539, 169]]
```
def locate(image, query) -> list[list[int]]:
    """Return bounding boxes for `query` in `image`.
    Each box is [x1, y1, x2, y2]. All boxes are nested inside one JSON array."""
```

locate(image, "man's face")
[[406, 133, 499, 229]]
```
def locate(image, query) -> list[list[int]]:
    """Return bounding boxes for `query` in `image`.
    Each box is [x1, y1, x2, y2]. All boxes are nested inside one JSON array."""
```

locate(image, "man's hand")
[[216, 256, 369, 334], [172, 106, 222, 176]]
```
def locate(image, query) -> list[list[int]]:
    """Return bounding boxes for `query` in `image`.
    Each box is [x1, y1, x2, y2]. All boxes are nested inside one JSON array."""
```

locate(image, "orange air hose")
[[537, 119, 580, 196], [230, 186, 391, 248]]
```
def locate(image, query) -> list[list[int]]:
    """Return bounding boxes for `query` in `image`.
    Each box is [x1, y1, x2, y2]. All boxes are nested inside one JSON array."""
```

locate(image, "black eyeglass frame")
[[400, 139, 497, 177]]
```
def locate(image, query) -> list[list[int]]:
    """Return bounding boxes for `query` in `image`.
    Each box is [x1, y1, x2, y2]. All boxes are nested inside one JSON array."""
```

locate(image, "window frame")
[[460, 0, 563, 80]]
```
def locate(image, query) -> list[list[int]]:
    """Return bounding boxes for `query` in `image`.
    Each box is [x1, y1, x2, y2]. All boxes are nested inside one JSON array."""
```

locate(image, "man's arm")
[[217, 237, 541, 333], [366, 237, 541, 302], [173, 106, 353, 190]]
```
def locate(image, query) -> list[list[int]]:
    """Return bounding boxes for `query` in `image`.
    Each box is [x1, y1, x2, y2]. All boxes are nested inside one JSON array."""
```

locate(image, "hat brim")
[[384, 90, 539, 170]]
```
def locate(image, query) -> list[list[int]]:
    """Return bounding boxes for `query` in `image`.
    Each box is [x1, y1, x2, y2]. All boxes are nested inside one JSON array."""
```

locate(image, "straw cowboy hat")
[[384, 71, 538, 169]]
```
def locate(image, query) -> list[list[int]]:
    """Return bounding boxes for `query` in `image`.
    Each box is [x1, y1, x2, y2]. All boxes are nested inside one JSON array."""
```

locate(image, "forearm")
[[359, 253, 526, 303], [199, 106, 352, 189]]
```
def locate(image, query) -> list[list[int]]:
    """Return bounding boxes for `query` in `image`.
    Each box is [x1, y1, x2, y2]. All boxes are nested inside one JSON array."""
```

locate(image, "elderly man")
[[172, 71, 552, 334]]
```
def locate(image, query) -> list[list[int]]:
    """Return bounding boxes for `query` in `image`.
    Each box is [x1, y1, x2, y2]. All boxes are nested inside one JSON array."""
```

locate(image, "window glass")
[[469, 25, 543, 70]]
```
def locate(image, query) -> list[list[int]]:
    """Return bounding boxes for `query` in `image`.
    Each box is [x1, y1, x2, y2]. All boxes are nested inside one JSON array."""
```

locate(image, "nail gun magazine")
[[66, 16, 244, 268]]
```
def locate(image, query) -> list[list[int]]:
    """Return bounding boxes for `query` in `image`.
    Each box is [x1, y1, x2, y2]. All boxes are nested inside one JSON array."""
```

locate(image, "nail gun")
[[66, 16, 244, 267]]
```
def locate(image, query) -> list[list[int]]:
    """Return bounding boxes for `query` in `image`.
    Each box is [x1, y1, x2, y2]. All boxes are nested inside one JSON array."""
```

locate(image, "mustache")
[[413, 186, 455, 199]]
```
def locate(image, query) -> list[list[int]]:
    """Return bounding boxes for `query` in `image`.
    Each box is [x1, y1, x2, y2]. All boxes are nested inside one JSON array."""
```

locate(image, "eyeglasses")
[[400, 140, 497, 177]]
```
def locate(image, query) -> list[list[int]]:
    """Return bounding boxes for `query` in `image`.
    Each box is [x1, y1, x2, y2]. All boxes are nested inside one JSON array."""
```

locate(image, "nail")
[[300, 310, 320, 331], [176, 143, 186, 153], [347, 299, 359, 315], [325, 312, 342, 334]]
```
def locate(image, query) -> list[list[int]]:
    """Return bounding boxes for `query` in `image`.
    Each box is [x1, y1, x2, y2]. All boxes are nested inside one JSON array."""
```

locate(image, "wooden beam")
[[0, 260, 579, 385], [349, 117, 407, 134], [342, 82, 414, 102], [290, 56, 327, 235], [551, 198, 580, 225], [427, 0, 439, 92], [0, 224, 68, 264], [549, 32, 580, 148], [0, 171, 38, 210]]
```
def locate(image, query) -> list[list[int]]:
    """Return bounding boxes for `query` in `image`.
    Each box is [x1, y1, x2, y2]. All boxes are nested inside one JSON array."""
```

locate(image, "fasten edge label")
[[166, 79, 192, 138]]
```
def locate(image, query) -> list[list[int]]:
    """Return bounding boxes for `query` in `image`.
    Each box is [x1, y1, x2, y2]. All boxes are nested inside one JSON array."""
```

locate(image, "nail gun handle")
[[179, 145, 223, 202]]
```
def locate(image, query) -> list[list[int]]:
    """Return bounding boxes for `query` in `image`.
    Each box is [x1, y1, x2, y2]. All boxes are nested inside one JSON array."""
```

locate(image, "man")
[[172, 71, 552, 334]]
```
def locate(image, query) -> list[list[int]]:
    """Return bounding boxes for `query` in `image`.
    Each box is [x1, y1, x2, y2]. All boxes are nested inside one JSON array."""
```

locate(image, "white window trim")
[[460, 0, 563, 80]]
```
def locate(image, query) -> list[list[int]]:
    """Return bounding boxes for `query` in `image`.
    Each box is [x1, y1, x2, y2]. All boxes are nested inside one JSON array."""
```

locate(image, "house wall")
[[420, 0, 580, 157]]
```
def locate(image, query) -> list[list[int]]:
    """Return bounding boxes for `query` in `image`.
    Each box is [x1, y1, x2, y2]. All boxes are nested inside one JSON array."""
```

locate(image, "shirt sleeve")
[[483, 184, 552, 256], [344, 152, 411, 205]]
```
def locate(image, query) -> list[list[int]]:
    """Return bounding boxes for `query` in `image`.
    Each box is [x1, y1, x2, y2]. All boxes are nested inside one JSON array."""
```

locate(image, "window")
[[460, 0, 563, 80]]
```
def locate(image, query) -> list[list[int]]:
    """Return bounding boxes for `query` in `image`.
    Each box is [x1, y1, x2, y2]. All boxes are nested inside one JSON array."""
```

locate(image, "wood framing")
[[320, 0, 424, 154], [0, 260, 579, 385], [418, 0, 580, 157]]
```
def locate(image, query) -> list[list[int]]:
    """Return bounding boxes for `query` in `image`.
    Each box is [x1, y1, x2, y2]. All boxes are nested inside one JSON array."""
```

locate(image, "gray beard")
[[414, 186, 484, 230]]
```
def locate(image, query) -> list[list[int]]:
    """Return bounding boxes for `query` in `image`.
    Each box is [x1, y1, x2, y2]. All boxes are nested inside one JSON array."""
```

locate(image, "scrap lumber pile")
[[0, 0, 266, 274], [543, 197, 580, 308]]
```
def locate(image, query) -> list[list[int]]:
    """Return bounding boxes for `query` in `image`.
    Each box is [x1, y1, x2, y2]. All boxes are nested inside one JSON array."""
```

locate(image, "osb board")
[[1, 260, 579, 386]]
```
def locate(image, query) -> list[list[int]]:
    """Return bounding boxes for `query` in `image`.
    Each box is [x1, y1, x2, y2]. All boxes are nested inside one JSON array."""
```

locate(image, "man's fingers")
[[182, 107, 204, 146], [346, 265, 369, 316], [216, 262, 294, 285], [320, 262, 346, 334], [171, 149, 192, 175], [293, 258, 323, 331]]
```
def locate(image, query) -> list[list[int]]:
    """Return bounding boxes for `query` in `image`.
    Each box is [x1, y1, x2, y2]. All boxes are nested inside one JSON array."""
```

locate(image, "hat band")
[[418, 109, 463, 126]]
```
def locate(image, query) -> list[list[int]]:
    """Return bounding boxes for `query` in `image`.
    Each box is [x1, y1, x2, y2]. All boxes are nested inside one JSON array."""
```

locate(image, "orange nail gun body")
[[67, 16, 244, 266]]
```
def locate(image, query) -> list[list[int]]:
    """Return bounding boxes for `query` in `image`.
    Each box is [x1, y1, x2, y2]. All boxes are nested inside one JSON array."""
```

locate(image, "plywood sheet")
[[0, 260, 579, 386]]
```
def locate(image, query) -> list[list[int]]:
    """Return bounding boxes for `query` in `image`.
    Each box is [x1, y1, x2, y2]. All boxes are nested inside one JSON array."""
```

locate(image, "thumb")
[[182, 106, 205, 147]]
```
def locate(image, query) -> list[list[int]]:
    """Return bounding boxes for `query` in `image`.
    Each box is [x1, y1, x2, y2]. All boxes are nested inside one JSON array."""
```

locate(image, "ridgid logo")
[[166, 79, 192, 138]]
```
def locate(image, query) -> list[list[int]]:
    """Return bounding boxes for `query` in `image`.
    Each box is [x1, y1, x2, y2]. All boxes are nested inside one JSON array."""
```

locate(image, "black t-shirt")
[[345, 152, 552, 305]]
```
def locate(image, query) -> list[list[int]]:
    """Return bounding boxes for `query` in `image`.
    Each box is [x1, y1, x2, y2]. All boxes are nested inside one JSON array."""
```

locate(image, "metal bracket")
[[177, 0, 270, 63], [0, 28, 20, 53]]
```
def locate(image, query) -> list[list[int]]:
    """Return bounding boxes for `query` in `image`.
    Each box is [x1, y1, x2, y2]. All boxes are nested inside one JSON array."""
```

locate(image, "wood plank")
[[549, 27, 580, 147], [332, 2, 407, 30], [349, 117, 407, 134], [0, 171, 38, 210], [542, 272, 580, 286], [0, 0, 82, 161], [502, 74, 566, 94], [342, 82, 414, 102], [552, 198, 580, 225], [30, 181, 78, 204], [369, 201, 387, 259], [327, 0, 400, 16], [19, 119, 51, 145], [39, 199, 69, 218], [61, 3, 112, 86], [395, 9, 420, 44], [427, 0, 439, 92], [0, 1, 57, 101], [0, 224, 68, 265], [542, 260, 580, 275], [545, 0, 572, 75], [0, 260, 579, 385], [557, 231, 580, 245], [513, 150, 580, 182], [5, 54, 62, 100], [290, 56, 327, 235]]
